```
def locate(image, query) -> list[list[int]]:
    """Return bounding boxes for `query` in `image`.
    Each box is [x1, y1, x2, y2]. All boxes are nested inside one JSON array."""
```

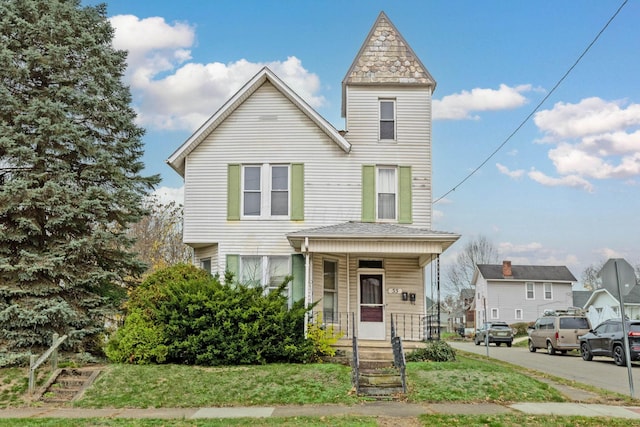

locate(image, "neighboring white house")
[[472, 261, 577, 327], [583, 258, 640, 327], [166, 12, 460, 342]]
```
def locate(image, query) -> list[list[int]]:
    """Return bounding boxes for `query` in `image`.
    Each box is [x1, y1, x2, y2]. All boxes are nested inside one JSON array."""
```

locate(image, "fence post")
[[28, 355, 36, 395], [51, 333, 59, 372]]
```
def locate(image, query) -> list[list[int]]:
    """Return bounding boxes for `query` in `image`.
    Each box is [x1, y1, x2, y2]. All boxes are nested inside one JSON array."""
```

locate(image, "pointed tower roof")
[[342, 11, 436, 117]]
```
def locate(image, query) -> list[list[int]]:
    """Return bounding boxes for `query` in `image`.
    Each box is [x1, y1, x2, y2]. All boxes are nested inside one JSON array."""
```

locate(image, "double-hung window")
[[379, 99, 396, 140], [543, 282, 552, 300], [377, 167, 397, 220], [242, 164, 289, 218], [323, 260, 338, 323], [240, 255, 291, 295], [525, 282, 535, 300]]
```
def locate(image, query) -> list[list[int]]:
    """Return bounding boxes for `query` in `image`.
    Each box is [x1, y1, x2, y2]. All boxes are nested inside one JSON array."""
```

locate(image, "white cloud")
[[433, 84, 532, 120], [534, 97, 640, 140], [526, 97, 640, 189], [110, 15, 325, 131], [152, 186, 184, 206], [527, 169, 594, 192], [496, 163, 524, 178], [498, 241, 579, 268]]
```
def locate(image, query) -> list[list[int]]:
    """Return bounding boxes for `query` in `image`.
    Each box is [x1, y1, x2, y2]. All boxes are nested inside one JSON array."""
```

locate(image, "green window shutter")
[[291, 163, 304, 221], [227, 164, 241, 220], [291, 254, 305, 303], [226, 254, 239, 279], [398, 166, 412, 224], [361, 165, 375, 222]]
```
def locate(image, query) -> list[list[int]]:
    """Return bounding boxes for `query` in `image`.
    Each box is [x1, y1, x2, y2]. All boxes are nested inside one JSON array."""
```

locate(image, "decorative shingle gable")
[[341, 11, 436, 117]]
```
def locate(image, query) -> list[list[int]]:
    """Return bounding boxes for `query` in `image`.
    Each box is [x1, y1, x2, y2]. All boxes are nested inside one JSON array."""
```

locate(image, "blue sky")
[[86, 0, 639, 285]]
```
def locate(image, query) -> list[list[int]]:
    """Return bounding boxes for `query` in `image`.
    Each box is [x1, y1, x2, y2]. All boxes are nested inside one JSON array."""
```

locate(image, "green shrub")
[[511, 322, 531, 337], [406, 340, 456, 362], [105, 309, 168, 364], [306, 314, 344, 362], [106, 264, 313, 365]]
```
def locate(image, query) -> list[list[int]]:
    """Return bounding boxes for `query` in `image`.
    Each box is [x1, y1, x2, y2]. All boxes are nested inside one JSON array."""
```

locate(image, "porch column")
[[303, 237, 311, 337]]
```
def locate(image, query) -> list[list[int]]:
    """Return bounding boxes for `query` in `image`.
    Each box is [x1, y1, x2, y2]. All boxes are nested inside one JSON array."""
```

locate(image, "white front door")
[[358, 273, 385, 340]]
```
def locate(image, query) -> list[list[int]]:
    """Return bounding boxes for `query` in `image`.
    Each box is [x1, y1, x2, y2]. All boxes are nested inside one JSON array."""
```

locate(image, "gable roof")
[[572, 290, 593, 308], [583, 286, 640, 308], [167, 67, 351, 176], [476, 264, 577, 282], [341, 11, 436, 117]]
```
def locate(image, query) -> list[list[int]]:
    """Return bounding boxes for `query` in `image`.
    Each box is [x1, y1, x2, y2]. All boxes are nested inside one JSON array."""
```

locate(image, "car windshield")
[[491, 324, 510, 329], [559, 317, 589, 329]]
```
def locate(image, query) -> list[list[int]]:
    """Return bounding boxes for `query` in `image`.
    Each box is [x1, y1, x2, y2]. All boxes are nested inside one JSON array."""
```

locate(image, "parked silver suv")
[[528, 308, 591, 355]]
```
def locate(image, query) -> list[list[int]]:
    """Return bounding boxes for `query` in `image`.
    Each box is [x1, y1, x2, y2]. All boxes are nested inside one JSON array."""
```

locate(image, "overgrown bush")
[[406, 340, 456, 362], [511, 322, 531, 337], [106, 264, 313, 365]]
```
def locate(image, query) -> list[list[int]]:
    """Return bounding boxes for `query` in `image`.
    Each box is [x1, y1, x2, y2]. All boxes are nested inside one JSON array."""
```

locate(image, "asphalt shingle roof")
[[477, 264, 577, 282]]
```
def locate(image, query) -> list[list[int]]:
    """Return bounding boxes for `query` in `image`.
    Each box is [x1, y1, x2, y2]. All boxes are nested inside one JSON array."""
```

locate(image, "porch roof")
[[287, 222, 459, 264]]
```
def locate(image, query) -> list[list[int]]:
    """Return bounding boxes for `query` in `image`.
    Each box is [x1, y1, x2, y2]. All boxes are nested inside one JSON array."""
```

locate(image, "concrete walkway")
[[2, 401, 640, 420]]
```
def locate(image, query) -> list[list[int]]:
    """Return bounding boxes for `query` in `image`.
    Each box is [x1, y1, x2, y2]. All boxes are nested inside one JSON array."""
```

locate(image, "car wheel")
[[474, 337, 480, 346], [506, 341, 512, 348], [547, 341, 556, 355], [613, 345, 626, 366], [528, 340, 536, 352], [581, 342, 593, 361], [496, 342, 501, 347]]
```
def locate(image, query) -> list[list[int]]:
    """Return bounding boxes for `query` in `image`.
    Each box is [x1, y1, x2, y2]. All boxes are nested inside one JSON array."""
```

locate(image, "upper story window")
[[242, 164, 289, 218], [379, 100, 396, 141], [377, 167, 397, 220], [543, 282, 552, 300], [525, 282, 534, 300]]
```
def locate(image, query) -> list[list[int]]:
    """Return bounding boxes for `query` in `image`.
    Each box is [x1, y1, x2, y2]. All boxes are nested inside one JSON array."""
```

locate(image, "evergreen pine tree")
[[0, 0, 160, 364]]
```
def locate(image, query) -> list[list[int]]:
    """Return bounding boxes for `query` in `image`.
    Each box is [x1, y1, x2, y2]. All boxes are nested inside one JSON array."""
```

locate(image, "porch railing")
[[309, 311, 436, 342], [390, 315, 407, 393]]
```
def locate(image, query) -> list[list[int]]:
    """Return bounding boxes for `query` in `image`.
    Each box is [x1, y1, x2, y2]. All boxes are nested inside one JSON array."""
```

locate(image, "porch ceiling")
[[287, 221, 460, 262]]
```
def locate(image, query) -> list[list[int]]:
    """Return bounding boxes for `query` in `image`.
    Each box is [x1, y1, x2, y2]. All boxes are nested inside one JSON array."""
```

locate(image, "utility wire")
[[433, 0, 629, 205]]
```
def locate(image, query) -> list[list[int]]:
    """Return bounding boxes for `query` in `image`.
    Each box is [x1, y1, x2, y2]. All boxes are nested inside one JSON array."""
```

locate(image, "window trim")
[[543, 282, 552, 300], [376, 166, 397, 221], [379, 99, 396, 141], [323, 259, 338, 323], [241, 164, 290, 219], [239, 255, 292, 297], [525, 282, 535, 300], [515, 308, 523, 320], [490, 308, 499, 319]]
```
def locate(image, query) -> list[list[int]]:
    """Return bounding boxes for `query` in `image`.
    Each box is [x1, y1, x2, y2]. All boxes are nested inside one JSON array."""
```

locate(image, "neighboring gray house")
[[472, 260, 577, 327]]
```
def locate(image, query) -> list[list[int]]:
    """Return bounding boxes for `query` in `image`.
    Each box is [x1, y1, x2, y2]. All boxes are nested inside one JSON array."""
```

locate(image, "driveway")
[[449, 340, 640, 397]]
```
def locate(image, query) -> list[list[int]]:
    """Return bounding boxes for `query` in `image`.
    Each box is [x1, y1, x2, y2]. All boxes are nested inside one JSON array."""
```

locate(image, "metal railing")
[[310, 311, 433, 342], [390, 316, 407, 393], [350, 313, 359, 394]]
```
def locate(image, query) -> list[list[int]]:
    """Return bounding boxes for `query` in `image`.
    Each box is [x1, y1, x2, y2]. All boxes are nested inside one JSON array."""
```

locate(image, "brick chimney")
[[502, 260, 512, 278]]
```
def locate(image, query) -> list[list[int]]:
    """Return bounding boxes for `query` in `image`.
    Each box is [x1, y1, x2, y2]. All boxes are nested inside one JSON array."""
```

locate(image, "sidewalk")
[[1, 401, 640, 420]]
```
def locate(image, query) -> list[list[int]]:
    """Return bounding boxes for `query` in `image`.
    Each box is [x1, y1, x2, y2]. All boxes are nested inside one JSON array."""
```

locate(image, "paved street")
[[449, 340, 640, 397]]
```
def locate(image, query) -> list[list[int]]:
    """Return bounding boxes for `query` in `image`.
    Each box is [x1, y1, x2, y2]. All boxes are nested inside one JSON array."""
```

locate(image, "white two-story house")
[[473, 261, 577, 327], [167, 12, 459, 342]]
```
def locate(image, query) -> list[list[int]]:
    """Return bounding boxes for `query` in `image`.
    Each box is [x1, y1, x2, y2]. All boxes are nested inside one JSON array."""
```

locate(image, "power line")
[[433, 0, 629, 205]]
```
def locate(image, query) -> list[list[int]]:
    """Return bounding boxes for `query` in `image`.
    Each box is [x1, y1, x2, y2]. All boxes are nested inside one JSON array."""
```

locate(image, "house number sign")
[[387, 288, 403, 294]]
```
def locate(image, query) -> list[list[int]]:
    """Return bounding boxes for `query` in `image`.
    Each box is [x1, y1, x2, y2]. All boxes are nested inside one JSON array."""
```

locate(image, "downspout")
[[303, 237, 310, 337], [437, 254, 441, 340]]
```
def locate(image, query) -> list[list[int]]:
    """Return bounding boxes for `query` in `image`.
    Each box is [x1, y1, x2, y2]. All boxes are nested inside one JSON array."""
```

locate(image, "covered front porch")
[[287, 222, 459, 342]]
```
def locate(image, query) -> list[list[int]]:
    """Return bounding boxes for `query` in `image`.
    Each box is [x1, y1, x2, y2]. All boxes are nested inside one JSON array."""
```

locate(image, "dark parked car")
[[474, 321, 513, 347], [579, 319, 640, 366]]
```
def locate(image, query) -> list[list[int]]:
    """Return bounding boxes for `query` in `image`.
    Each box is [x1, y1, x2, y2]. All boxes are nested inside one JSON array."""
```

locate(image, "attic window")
[[379, 100, 395, 140]]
